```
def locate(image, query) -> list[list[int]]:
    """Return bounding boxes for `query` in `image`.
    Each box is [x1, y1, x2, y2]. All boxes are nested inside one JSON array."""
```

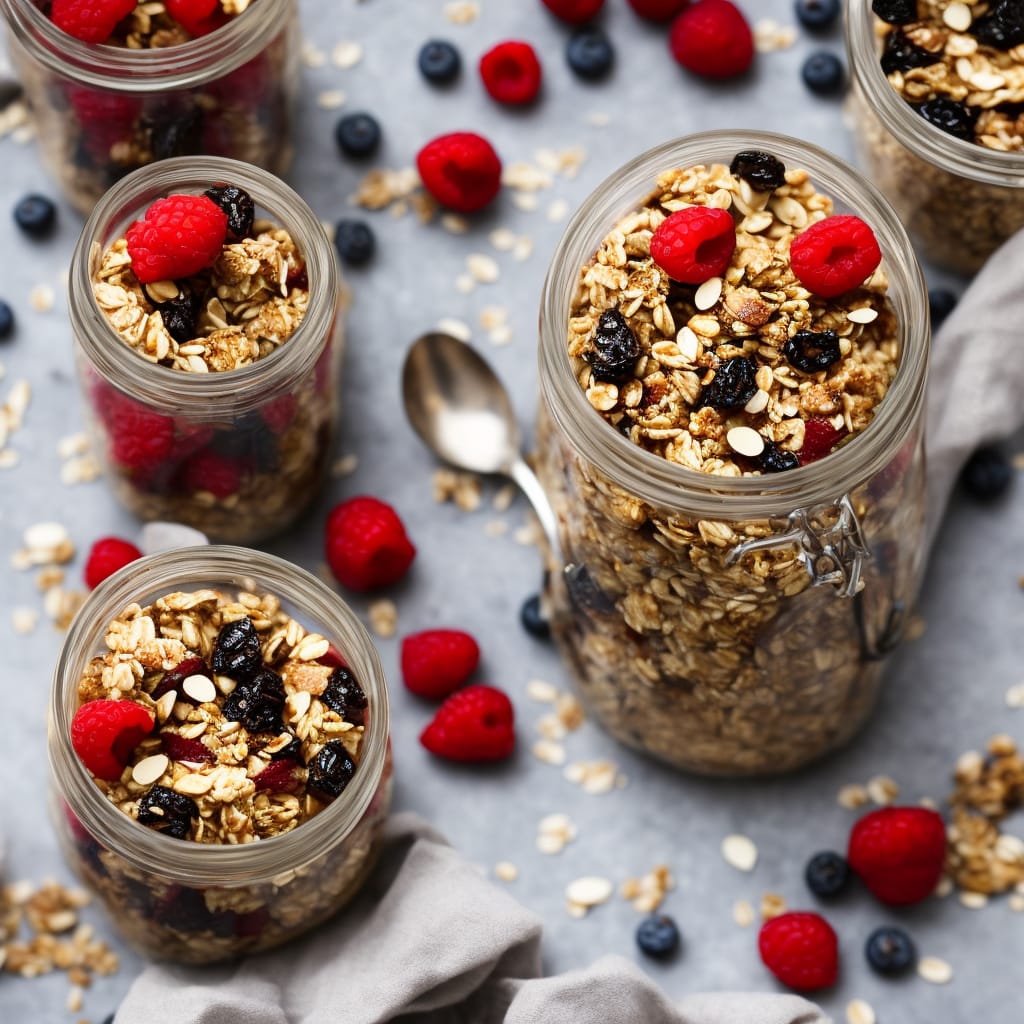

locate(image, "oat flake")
[[494, 862, 518, 882], [331, 40, 363, 68], [918, 956, 953, 984], [846, 998, 876, 1024], [316, 90, 346, 110], [527, 679, 559, 703], [721, 834, 758, 872], [732, 899, 755, 928], [565, 876, 612, 908]]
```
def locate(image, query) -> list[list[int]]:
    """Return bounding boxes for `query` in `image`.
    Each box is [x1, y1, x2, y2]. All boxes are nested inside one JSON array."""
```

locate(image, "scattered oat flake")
[[489, 228, 517, 251], [527, 679, 559, 703], [564, 759, 623, 794], [503, 162, 553, 192], [732, 899, 755, 928], [721, 834, 758, 872], [11, 607, 38, 634], [492, 484, 516, 512], [302, 42, 326, 66], [566, 876, 612, 909], [437, 317, 472, 342], [488, 324, 513, 347], [367, 598, 397, 638], [443, 0, 479, 23], [918, 956, 953, 984], [837, 784, 869, 809], [30, 284, 55, 312], [846, 998, 876, 1024], [760, 892, 787, 921], [479, 305, 508, 330], [455, 274, 476, 295], [621, 864, 674, 913], [959, 890, 988, 909], [532, 738, 567, 766], [0, 449, 18, 469], [754, 18, 797, 52], [536, 713, 567, 741], [57, 432, 90, 459], [512, 192, 539, 213], [867, 774, 900, 805], [441, 213, 469, 234], [494, 861, 518, 882], [331, 40, 363, 68], [1006, 683, 1024, 708], [1009, 893, 1024, 912], [317, 89, 346, 109], [512, 236, 534, 262], [466, 253, 499, 284], [934, 876, 953, 898], [546, 198, 570, 223], [60, 454, 101, 485], [330, 453, 359, 478], [484, 519, 508, 538]]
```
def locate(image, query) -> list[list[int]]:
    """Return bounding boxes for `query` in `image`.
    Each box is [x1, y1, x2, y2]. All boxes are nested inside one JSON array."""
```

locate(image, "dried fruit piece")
[[799, 417, 847, 464], [650, 205, 736, 284], [222, 667, 286, 733], [420, 684, 516, 762], [871, 0, 916, 25], [252, 758, 304, 793], [758, 911, 839, 991], [585, 309, 640, 383], [783, 329, 841, 373], [153, 288, 200, 345], [913, 98, 976, 141], [211, 617, 263, 682], [401, 629, 480, 700], [320, 667, 368, 725], [880, 30, 939, 75], [161, 733, 215, 764], [758, 440, 800, 473], [307, 740, 357, 799], [71, 700, 155, 781], [204, 184, 255, 241], [729, 150, 786, 192], [137, 784, 199, 840], [701, 355, 757, 409]]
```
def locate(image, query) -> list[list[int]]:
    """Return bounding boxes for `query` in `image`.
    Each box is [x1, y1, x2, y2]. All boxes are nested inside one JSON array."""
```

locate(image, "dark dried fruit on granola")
[[321, 667, 368, 726], [307, 740, 357, 799], [729, 150, 786, 192], [870, 0, 917, 24], [975, 0, 1024, 49], [758, 440, 800, 473], [252, 758, 304, 793], [152, 288, 200, 345], [151, 656, 210, 701], [565, 564, 616, 614], [585, 309, 640, 383], [161, 734, 215, 764], [913, 97, 977, 141], [222, 667, 286, 733], [211, 617, 263, 682], [880, 30, 939, 75], [700, 356, 758, 409], [270, 736, 304, 762], [783, 329, 841, 373], [204, 184, 255, 241], [137, 785, 199, 840]]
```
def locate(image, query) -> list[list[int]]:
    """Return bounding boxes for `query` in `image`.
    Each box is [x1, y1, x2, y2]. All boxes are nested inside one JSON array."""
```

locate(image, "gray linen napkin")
[[115, 813, 826, 1024]]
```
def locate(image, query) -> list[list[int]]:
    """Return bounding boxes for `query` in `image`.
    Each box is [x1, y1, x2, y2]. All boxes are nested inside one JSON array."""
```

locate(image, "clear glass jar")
[[536, 131, 930, 777], [69, 156, 343, 545], [0, 0, 299, 215], [49, 546, 393, 964], [845, 0, 1024, 275]]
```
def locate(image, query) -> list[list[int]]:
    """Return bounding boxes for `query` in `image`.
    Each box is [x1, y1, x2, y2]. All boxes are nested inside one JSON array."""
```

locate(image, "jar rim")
[[49, 546, 390, 885], [69, 156, 339, 415], [538, 129, 930, 520], [844, 0, 1024, 187], [0, 0, 292, 89]]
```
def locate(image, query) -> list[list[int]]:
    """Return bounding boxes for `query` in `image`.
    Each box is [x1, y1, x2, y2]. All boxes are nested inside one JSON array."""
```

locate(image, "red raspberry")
[[65, 85, 140, 159], [540, 0, 605, 23], [799, 417, 847, 464], [401, 629, 481, 700], [125, 194, 228, 285], [259, 393, 297, 433], [847, 806, 947, 905], [325, 496, 416, 591], [420, 684, 516, 762], [252, 759, 303, 793], [83, 536, 143, 589], [789, 215, 882, 298], [628, 0, 691, 19], [669, 0, 754, 79], [161, 733, 215, 764], [479, 41, 543, 105], [179, 448, 242, 499], [650, 206, 736, 284], [106, 397, 177, 472], [71, 700, 155, 781], [165, 0, 225, 36], [758, 912, 839, 992], [416, 132, 502, 214], [50, 0, 136, 43]]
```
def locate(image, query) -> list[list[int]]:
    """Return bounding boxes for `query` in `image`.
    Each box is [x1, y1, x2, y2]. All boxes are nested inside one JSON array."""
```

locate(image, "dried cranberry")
[[307, 741, 357, 800], [783, 329, 841, 373], [729, 150, 786, 192], [137, 785, 198, 840], [204, 184, 255, 241], [321, 668, 368, 726], [161, 734, 215, 764], [585, 309, 640, 383], [800, 417, 847, 464], [252, 758, 303, 793], [701, 356, 758, 409], [211, 617, 262, 681], [880, 30, 939, 75], [222, 667, 285, 733], [150, 656, 209, 701]]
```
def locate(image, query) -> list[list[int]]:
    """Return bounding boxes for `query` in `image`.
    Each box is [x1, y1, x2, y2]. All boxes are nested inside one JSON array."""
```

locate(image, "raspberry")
[[165, 0, 223, 36], [628, 0, 691, 20], [71, 700, 155, 782], [83, 537, 143, 590], [758, 912, 839, 992], [125, 194, 228, 285], [789, 215, 882, 298], [401, 629, 481, 700], [847, 806, 947, 905], [650, 206, 736, 284], [259, 393, 297, 433], [540, 0, 605, 22], [65, 86, 140, 160], [479, 41, 543, 105], [799, 417, 847, 464], [416, 132, 502, 213], [179, 448, 242, 499], [420, 685, 516, 762], [50, 0, 136, 43], [669, 0, 754, 79], [106, 396, 176, 472], [325, 496, 416, 591]]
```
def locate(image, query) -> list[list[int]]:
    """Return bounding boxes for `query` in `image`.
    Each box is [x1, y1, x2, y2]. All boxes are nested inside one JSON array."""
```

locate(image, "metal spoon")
[[401, 331, 561, 562]]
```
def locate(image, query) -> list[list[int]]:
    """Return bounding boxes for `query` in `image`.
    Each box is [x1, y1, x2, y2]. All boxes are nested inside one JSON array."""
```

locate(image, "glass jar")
[[0, 0, 299, 215], [69, 156, 343, 545], [845, 0, 1024, 275], [49, 546, 393, 964], [536, 131, 930, 777]]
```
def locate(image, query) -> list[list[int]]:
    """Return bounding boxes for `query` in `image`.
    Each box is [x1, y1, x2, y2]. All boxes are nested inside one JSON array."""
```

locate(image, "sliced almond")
[[918, 956, 953, 984], [694, 277, 723, 311], [132, 753, 169, 786], [565, 876, 613, 907], [726, 426, 765, 458], [182, 674, 217, 704], [721, 833, 758, 872]]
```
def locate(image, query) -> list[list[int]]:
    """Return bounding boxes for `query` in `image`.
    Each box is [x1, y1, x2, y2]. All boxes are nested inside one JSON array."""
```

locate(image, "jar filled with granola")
[[536, 131, 930, 777], [49, 546, 393, 963], [846, 0, 1024, 275], [69, 156, 343, 544], [0, 0, 299, 215]]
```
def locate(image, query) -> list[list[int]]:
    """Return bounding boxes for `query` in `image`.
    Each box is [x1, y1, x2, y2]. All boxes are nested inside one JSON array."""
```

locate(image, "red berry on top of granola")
[[650, 206, 737, 284], [126, 194, 228, 284], [49, 0, 248, 45]]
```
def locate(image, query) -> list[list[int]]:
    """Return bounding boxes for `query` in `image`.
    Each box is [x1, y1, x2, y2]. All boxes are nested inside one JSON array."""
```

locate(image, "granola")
[[536, 156, 925, 775]]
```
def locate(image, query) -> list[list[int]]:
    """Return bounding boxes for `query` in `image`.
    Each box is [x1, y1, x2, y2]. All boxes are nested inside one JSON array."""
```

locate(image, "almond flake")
[[316, 89, 346, 110], [943, 1, 972, 31], [694, 277, 723, 311], [466, 253, 500, 284], [494, 861, 518, 881], [958, 890, 988, 909], [11, 607, 38, 634], [726, 426, 765, 458], [867, 774, 899, 805], [847, 307, 879, 325], [331, 40, 363, 69], [918, 956, 953, 984], [846, 998, 876, 1024], [721, 833, 758, 872], [1005, 682, 1024, 708], [173, 773, 213, 796], [182, 674, 217, 704], [744, 389, 770, 415], [132, 753, 169, 786], [565, 876, 612, 908], [527, 679, 559, 703], [532, 739, 567, 765], [732, 899, 755, 927]]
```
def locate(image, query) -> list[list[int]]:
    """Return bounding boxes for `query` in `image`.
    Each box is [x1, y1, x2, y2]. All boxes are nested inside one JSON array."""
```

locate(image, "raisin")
[[975, 1, 1024, 49], [137, 785, 198, 840], [211, 413, 278, 471], [204, 184, 255, 241], [913, 97, 977, 141], [880, 30, 939, 75], [758, 440, 800, 473], [270, 736, 303, 762], [307, 741, 357, 800], [729, 150, 786, 192], [211, 617, 262, 681], [152, 288, 199, 345], [870, 0, 917, 24], [222, 668, 285, 733], [143, 106, 203, 161], [584, 309, 640, 383], [321, 668, 368, 726], [783, 329, 841, 373], [564, 564, 616, 614], [700, 356, 758, 409]]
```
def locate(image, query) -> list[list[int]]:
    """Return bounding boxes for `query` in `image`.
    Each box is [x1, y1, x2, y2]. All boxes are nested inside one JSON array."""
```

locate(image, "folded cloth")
[[115, 813, 826, 1024]]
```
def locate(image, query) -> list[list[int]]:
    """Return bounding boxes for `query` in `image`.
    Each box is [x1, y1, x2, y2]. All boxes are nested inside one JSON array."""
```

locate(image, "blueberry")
[[801, 52, 845, 94], [585, 309, 639, 383], [321, 667, 368, 726], [334, 112, 381, 159], [0, 300, 14, 341], [566, 27, 615, 80], [795, 0, 840, 31], [520, 593, 551, 640], [865, 925, 916, 975], [333, 219, 376, 267], [418, 39, 461, 84], [636, 913, 681, 959], [960, 446, 1013, 501], [871, 0, 917, 24], [914, 97, 976, 141], [13, 193, 56, 238], [928, 287, 958, 328], [804, 850, 850, 897]]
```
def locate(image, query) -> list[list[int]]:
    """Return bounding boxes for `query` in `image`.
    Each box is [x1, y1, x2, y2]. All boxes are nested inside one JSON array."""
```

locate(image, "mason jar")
[[69, 156, 343, 545], [845, 0, 1024, 275], [536, 131, 930, 777], [0, 0, 299, 215], [49, 546, 393, 964]]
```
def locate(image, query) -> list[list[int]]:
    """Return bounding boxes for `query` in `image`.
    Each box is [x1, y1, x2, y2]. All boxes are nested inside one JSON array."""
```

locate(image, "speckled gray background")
[[1, 1, 1019, 1022]]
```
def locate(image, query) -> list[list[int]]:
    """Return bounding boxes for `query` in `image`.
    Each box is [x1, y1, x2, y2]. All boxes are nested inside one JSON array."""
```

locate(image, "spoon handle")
[[509, 457, 562, 567]]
